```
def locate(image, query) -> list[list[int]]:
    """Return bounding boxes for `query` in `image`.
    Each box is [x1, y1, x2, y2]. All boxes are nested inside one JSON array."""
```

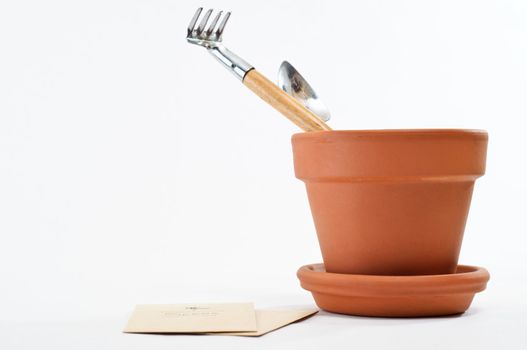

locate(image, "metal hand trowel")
[[277, 61, 331, 122]]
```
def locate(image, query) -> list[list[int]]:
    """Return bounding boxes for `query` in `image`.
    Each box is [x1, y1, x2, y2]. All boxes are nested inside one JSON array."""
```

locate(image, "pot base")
[[297, 263, 489, 317]]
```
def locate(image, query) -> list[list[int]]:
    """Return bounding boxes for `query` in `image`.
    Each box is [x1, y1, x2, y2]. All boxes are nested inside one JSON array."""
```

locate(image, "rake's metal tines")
[[186, 8, 252, 81], [187, 7, 231, 43]]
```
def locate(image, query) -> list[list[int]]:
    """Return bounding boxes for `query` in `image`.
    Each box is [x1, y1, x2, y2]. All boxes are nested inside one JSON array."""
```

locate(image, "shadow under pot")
[[292, 129, 488, 275]]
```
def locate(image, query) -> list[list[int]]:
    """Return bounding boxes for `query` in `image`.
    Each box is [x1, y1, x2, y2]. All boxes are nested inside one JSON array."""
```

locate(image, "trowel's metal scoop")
[[277, 61, 331, 122]]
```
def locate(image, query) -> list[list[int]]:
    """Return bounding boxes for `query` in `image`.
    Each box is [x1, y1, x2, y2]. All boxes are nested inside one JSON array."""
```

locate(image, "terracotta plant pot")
[[292, 130, 487, 275]]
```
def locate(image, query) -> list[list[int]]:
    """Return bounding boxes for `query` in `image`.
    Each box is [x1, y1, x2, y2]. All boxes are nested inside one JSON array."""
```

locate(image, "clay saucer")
[[297, 263, 490, 317]]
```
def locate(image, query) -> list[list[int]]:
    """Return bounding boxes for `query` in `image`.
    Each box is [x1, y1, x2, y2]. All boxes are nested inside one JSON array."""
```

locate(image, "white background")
[[1, 0, 526, 349]]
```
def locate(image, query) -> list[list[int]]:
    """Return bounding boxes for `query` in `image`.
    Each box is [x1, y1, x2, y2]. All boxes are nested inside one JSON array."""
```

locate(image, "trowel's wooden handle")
[[243, 69, 332, 132]]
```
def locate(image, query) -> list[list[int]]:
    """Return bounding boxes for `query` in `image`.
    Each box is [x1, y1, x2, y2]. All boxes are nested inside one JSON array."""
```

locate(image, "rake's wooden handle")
[[243, 69, 332, 132]]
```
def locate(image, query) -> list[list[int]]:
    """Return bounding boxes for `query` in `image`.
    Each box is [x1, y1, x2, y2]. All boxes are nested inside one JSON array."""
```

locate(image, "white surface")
[[1, 302, 526, 350], [1, 0, 526, 348]]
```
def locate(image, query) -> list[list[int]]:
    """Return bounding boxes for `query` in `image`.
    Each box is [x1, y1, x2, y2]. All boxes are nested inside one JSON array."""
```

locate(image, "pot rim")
[[293, 129, 488, 140], [292, 128, 488, 181]]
